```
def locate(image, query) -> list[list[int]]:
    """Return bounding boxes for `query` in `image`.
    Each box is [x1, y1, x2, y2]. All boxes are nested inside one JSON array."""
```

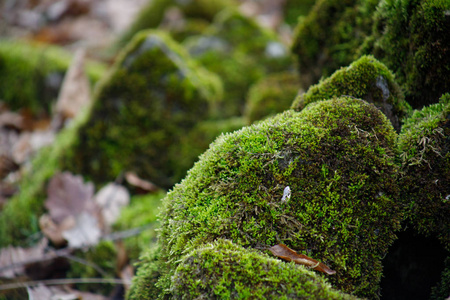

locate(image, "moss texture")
[[133, 97, 403, 298], [185, 8, 293, 117], [245, 72, 301, 124], [171, 240, 358, 299], [363, 0, 450, 108], [397, 93, 450, 249], [0, 39, 105, 116], [430, 256, 450, 300], [291, 0, 378, 88], [292, 55, 411, 131], [284, 0, 317, 26], [64, 30, 222, 189]]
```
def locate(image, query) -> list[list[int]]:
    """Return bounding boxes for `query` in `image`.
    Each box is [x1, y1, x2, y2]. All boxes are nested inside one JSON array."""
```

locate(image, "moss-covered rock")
[[397, 93, 450, 249], [245, 72, 301, 124], [185, 8, 293, 117], [291, 0, 378, 88], [136, 97, 402, 298], [0, 39, 105, 116], [171, 240, 358, 299], [362, 0, 450, 108], [291, 55, 411, 131], [64, 30, 222, 189]]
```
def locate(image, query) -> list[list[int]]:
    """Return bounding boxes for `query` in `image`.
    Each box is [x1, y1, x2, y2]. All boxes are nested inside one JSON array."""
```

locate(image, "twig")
[[0, 278, 131, 291]]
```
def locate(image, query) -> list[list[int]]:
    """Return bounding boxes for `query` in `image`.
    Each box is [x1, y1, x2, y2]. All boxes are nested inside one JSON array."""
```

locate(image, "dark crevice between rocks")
[[380, 228, 448, 299]]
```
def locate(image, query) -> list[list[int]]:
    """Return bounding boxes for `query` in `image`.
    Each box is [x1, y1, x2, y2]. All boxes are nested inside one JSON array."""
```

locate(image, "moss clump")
[[363, 0, 450, 108], [245, 72, 301, 124], [283, 0, 317, 26], [185, 8, 293, 117], [169, 239, 359, 299], [113, 191, 166, 260], [292, 55, 411, 131], [291, 0, 378, 88], [64, 30, 222, 189], [397, 93, 450, 249], [0, 39, 105, 116], [136, 97, 402, 298]]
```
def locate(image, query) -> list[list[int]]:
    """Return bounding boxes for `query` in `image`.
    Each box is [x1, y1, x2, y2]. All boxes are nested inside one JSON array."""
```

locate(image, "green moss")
[[363, 0, 450, 108], [430, 256, 450, 300], [291, 0, 378, 88], [0, 39, 105, 116], [284, 0, 317, 26], [64, 30, 222, 189], [0, 106, 91, 247], [245, 72, 301, 124], [185, 8, 293, 117], [292, 55, 411, 131], [137, 97, 402, 298], [169, 239, 359, 299], [114, 191, 166, 260], [397, 93, 450, 249]]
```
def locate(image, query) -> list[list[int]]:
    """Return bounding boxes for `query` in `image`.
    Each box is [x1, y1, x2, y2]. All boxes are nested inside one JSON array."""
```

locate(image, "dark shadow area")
[[380, 228, 448, 299]]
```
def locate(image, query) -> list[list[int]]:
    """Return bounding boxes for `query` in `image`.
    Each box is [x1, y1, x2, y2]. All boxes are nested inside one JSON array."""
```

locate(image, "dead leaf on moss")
[[62, 212, 101, 248], [268, 244, 336, 275], [125, 171, 159, 193], [94, 183, 129, 226]]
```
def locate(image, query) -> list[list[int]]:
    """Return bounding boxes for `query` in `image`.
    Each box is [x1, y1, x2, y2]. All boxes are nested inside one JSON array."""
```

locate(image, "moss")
[[64, 30, 222, 189], [291, 0, 378, 88], [245, 72, 301, 124], [430, 256, 450, 300], [115, 0, 237, 50], [0, 106, 91, 247], [397, 93, 450, 249], [0, 39, 105, 116], [284, 0, 317, 26], [185, 8, 293, 117], [169, 239, 359, 299], [362, 0, 450, 108], [113, 191, 166, 260], [291, 55, 411, 131], [137, 97, 402, 298]]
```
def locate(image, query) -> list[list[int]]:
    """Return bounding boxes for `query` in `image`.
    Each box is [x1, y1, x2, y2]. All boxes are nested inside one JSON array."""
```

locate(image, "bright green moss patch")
[[245, 72, 301, 124], [0, 39, 105, 116], [169, 239, 359, 299], [64, 30, 222, 189], [185, 8, 293, 117], [397, 93, 450, 249], [140, 97, 402, 298], [292, 55, 411, 131]]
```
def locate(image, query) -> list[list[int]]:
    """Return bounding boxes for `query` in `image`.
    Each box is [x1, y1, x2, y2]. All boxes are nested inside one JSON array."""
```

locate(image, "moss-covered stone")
[[171, 240, 358, 299], [245, 72, 301, 124], [136, 97, 402, 298], [64, 30, 222, 189], [362, 0, 450, 108], [185, 8, 293, 117], [291, 55, 411, 131], [397, 93, 450, 249], [0, 39, 105, 116], [291, 0, 378, 88]]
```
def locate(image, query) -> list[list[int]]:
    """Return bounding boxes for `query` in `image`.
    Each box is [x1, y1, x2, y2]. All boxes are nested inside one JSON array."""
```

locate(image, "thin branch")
[[0, 278, 131, 291]]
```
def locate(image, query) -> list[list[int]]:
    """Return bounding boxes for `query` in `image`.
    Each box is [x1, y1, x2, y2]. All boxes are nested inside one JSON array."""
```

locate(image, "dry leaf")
[[94, 183, 130, 226], [125, 171, 159, 193], [45, 172, 96, 224], [268, 244, 336, 275], [0, 111, 23, 130], [62, 212, 101, 248], [0, 238, 47, 278], [39, 214, 75, 246]]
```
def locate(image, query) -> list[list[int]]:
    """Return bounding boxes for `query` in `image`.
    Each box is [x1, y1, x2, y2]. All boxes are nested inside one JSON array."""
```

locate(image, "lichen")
[[64, 30, 223, 189], [291, 55, 411, 131], [245, 72, 301, 124], [132, 97, 402, 298], [397, 93, 450, 249]]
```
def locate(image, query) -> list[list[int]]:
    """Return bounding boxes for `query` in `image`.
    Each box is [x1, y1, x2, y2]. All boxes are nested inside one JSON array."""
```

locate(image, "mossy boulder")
[[170, 240, 358, 299], [397, 93, 450, 249], [245, 72, 301, 124], [292, 55, 411, 131], [291, 0, 378, 88], [0, 39, 105, 116], [135, 97, 403, 298], [185, 8, 293, 117], [64, 30, 222, 189], [362, 0, 450, 108]]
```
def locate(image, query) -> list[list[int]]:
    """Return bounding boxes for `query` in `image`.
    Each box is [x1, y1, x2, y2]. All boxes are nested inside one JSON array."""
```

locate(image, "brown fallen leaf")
[[268, 244, 336, 275], [125, 171, 159, 193]]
